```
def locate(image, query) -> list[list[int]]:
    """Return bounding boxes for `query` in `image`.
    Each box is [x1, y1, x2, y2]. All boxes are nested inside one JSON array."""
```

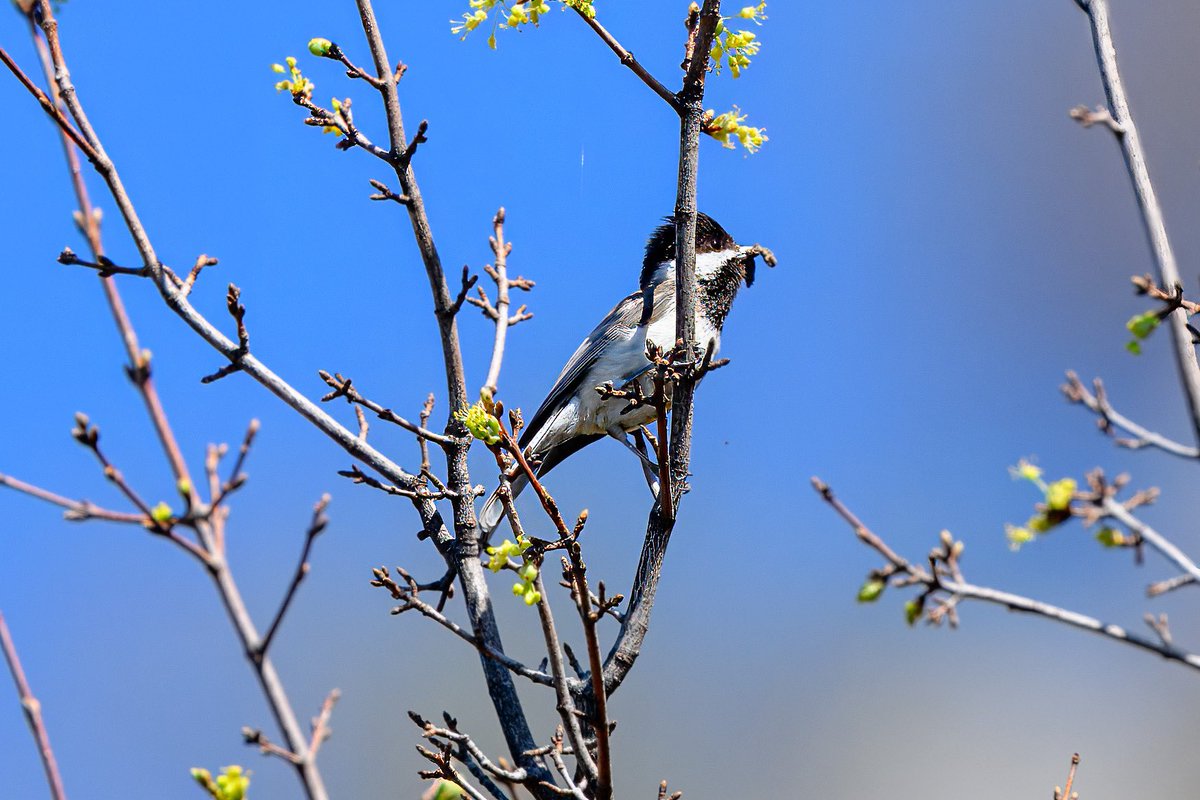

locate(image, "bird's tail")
[[478, 471, 530, 540]]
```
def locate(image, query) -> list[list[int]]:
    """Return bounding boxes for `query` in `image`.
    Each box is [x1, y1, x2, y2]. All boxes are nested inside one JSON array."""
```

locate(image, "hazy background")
[[3, 1, 1200, 797]]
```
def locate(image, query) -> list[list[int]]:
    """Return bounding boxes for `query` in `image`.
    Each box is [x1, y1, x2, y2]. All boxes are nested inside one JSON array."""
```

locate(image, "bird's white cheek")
[[695, 250, 735, 279]]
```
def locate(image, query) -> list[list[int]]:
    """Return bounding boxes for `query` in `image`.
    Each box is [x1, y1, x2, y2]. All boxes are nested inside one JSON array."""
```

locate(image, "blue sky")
[[3, 2, 1200, 798]]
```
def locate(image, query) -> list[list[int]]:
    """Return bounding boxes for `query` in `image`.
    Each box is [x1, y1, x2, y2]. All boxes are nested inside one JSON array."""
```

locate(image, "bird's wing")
[[520, 289, 646, 450]]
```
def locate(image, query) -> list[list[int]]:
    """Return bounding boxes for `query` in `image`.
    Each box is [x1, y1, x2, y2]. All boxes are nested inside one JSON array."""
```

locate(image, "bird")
[[478, 212, 770, 537]]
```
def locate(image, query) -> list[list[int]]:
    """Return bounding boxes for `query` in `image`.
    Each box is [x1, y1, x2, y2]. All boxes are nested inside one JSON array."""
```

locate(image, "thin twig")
[[1055, 753, 1081, 800], [572, 9, 682, 112], [1062, 372, 1199, 458], [0, 611, 68, 800], [814, 478, 1200, 673], [372, 568, 554, 687], [531, 573, 601, 782], [308, 688, 341, 759], [1101, 497, 1200, 587], [563, 546, 613, 800], [0, 472, 147, 525], [257, 496, 330, 659], [479, 208, 532, 394]]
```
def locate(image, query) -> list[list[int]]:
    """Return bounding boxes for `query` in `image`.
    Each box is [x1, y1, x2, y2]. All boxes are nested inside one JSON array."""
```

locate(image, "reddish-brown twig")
[[0, 611, 67, 800]]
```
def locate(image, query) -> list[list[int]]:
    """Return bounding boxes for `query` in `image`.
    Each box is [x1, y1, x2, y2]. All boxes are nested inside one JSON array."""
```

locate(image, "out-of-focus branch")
[[0, 611, 68, 800], [257, 496, 330, 659], [7, 9, 340, 796], [14, 8, 425, 499], [1054, 753, 1081, 800], [1100, 496, 1200, 588], [1063, 372, 1200, 459], [24, 14, 198, 508], [0, 472, 148, 526], [813, 477, 1200, 674], [1071, 0, 1200, 443]]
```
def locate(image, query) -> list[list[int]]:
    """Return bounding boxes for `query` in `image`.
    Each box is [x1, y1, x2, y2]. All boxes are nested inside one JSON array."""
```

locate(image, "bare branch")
[[1100, 496, 1200, 587], [409, 711, 529, 784], [480, 208, 534, 395], [258, 496, 331, 660], [1054, 753, 1081, 800], [0, 611, 68, 800], [308, 688, 341, 759], [0, 471, 147, 525], [814, 478, 1200, 674], [318, 371, 454, 446], [1073, 0, 1200, 443], [572, 8, 682, 113], [1062, 372, 1200, 458], [372, 567, 554, 687]]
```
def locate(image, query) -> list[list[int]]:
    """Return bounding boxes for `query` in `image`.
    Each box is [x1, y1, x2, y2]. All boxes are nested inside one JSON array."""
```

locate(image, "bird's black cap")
[[640, 213, 737, 288]]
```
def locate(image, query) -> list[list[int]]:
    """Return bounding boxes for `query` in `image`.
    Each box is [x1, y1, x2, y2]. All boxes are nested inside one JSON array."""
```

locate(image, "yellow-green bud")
[[308, 38, 333, 57], [151, 502, 173, 524], [455, 402, 502, 445], [857, 579, 885, 603], [1044, 478, 1076, 511], [1006, 524, 1035, 550]]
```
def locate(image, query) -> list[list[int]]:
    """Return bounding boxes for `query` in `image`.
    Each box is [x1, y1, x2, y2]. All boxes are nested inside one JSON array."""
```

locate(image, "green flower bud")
[[308, 38, 333, 57], [454, 402, 502, 445], [904, 600, 922, 626]]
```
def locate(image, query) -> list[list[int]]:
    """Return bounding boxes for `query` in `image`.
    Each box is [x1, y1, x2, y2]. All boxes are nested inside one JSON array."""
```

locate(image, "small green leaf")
[[856, 579, 885, 603], [904, 600, 922, 626], [1126, 310, 1161, 340], [1095, 527, 1127, 548]]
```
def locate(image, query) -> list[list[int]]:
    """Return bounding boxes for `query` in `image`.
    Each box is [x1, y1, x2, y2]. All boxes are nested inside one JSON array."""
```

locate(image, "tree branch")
[[1073, 0, 1200, 443], [572, 8, 682, 112], [1062, 371, 1200, 458], [600, 0, 725, 699], [257, 496, 330, 660], [814, 477, 1200, 674], [0, 610, 68, 800]]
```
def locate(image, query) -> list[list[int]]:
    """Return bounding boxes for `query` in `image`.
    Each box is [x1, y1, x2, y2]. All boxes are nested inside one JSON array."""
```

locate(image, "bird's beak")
[[738, 244, 777, 288]]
